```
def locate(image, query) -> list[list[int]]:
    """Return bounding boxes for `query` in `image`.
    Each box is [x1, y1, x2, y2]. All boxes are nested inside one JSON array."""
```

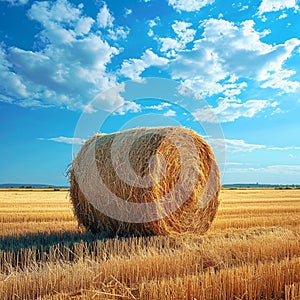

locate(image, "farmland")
[[0, 189, 299, 299]]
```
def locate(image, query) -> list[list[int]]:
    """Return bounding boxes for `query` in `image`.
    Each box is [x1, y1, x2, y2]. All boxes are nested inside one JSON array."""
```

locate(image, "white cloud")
[[86, 84, 141, 115], [148, 29, 154, 37], [168, 0, 215, 12], [87, 82, 126, 112], [224, 164, 300, 183], [114, 101, 142, 115], [2, 0, 299, 115], [97, 3, 114, 28], [147, 16, 161, 37], [145, 102, 172, 110], [240, 5, 249, 11], [124, 8, 132, 16], [0, 0, 123, 111], [170, 51, 227, 97], [0, 46, 29, 102], [227, 165, 300, 176], [29, 0, 81, 29], [143, 102, 177, 117], [85, 83, 141, 115], [149, 17, 160, 28], [120, 49, 168, 80], [210, 138, 300, 154], [223, 82, 248, 97], [0, 0, 28, 5], [177, 84, 202, 100], [119, 60, 147, 81], [28, 0, 83, 44], [208, 138, 300, 154], [209, 138, 266, 153], [167, 18, 300, 97], [258, 0, 299, 15], [192, 98, 275, 123], [95, 3, 129, 40], [7, 34, 118, 108], [268, 146, 300, 151], [107, 26, 129, 41], [38, 136, 86, 145], [172, 21, 196, 45], [260, 69, 300, 92], [141, 49, 168, 66], [75, 17, 94, 36], [279, 13, 288, 19], [147, 17, 160, 37], [158, 21, 196, 55], [163, 109, 176, 117], [159, 38, 182, 53], [258, 38, 300, 92]]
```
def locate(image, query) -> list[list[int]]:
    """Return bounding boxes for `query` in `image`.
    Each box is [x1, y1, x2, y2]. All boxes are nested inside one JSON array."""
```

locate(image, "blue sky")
[[0, 0, 300, 185]]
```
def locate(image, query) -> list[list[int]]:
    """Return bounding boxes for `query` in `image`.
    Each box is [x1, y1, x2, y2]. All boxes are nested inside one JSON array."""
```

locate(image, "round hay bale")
[[70, 126, 220, 237]]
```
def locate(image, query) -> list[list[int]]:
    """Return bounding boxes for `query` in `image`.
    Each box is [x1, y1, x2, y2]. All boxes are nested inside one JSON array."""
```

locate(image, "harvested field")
[[0, 188, 299, 299]]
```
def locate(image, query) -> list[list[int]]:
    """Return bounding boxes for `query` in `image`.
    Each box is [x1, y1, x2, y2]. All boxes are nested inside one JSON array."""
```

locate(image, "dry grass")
[[0, 190, 77, 237], [0, 188, 299, 299]]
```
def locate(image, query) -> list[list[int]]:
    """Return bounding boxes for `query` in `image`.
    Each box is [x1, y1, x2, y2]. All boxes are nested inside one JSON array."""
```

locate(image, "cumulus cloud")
[[107, 26, 129, 41], [260, 69, 299, 92], [163, 109, 176, 117], [120, 49, 169, 80], [258, 38, 300, 92], [0, 46, 29, 102], [168, 0, 215, 12], [167, 18, 300, 97], [158, 21, 196, 55], [75, 17, 95, 36], [192, 98, 276, 123], [0, 0, 127, 111], [1, 0, 300, 116], [83, 83, 140, 115], [258, 0, 299, 15], [85, 82, 126, 113], [95, 3, 129, 41], [114, 101, 142, 115], [97, 3, 114, 28], [159, 38, 181, 53]]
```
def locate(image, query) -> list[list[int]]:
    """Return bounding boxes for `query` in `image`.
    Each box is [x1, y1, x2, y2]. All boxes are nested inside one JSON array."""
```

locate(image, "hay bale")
[[70, 126, 220, 237]]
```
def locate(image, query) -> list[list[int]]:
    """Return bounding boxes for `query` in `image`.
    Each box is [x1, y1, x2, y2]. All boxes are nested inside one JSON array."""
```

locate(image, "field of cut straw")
[[0, 188, 300, 299]]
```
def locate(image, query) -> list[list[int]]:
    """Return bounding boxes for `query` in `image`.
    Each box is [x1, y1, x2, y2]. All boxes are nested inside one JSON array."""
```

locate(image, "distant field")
[[0, 189, 299, 299]]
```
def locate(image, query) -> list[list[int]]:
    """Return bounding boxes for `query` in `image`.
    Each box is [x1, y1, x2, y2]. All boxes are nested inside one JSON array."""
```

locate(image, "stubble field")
[[0, 189, 299, 299]]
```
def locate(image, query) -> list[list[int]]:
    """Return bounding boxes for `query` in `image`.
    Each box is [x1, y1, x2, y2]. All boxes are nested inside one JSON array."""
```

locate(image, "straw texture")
[[70, 126, 220, 237]]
